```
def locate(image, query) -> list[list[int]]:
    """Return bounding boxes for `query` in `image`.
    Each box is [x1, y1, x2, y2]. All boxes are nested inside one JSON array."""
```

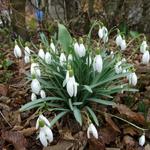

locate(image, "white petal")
[[68, 54, 73, 61], [38, 49, 45, 59], [98, 28, 103, 39], [60, 53, 66, 66], [79, 44, 86, 57], [63, 71, 69, 87], [24, 46, 30, 56], [50, 43, 56, 53], [45, 52, 52, 64], [31, 79, 41, 94], [31, 63, 41, 77], [14, 45, 22, 58], [74, 42, 80, 56], [140, 41, 147, 53], [39, 114, 51, 127], [139, 134, 145, 146], [87, 123, 98, 139], [36, 118, 40, 129], [40, 90, 46, 98], [116, 35, 122, 46], [120, 39, 126, 51], [67, 78, 74, 97], [31, 93, 37, 101], [39, 128, 48, 147], [93, 55, 103, 73], [43, 126, 53, 143], [24, 56, 30, 63], [130, 73, 137, 86], [142, 51, 150, 64]]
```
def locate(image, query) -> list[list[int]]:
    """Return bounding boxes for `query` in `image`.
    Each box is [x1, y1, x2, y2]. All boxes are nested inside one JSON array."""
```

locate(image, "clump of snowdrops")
[[14, 21, 149, 147]]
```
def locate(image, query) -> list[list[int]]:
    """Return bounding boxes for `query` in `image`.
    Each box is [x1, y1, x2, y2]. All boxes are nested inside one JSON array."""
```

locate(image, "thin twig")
[[0, 110, 12, 127]]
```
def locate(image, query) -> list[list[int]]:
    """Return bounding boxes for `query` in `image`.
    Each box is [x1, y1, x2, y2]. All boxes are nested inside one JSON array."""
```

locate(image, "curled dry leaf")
[[114, 104, 145, 125], [2, 130, 27, 150], [19, 127, 37, 137]]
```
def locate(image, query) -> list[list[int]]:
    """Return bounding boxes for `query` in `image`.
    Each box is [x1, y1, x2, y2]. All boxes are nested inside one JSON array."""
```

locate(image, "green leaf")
[[58, 23, 72, 53], [84, 85, 93, 93], [73, 107, 82, 126], [129, 31, 140, 38], [50, 111, 68, 127], [86, 106, 99, 126], [88, 98, 116, 106]]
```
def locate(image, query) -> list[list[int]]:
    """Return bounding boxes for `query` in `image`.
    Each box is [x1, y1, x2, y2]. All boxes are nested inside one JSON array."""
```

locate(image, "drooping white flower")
[[98, 26, 108, 43], [68, 54, 73, 61], [87, 123, 98, 139], [120, 39, 126, 51], [31, 93, 37, 101], [31, 78, 41, 94], [36, 114, 51, 129], [115, 61, 122, 74], [116, 34, 123, 46], [24, 55, 30, 63], [93, 54, 103, 73], [59, 53, 66, 66], [50, 42, 56, 53], [45, 52, 52, 64], [66, 71, 78, 97], [24, 46, 31, 56], [142, 50, 150, 64], [31, 63, 41, 77], [40, 90, 46, 98], [38, 48, 45, 60], [128, 72, 137, 86], [140, 41, 147, 53], [74, 42, 86, 57], [39, 125, 53, 147], [14, 44, 22, 58], [139, 134, 145, 146]]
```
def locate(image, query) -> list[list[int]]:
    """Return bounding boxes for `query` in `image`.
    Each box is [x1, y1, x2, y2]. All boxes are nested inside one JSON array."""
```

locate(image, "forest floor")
[[0, 29, 150, 150]]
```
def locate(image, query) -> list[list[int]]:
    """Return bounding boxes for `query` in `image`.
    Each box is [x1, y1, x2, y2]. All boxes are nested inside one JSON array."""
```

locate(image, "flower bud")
[[40, 90, 46, 98], [139, 134, 145, 146], [31, 93, 37, 101], [38, 48, 45, 60], [87, 123, 98, 139], [142, 50, 150, 64], [31, 79, 41, 94], [14, 44, 22, 58], [45, 52, 52, 64], [140, 41, 147, 53]]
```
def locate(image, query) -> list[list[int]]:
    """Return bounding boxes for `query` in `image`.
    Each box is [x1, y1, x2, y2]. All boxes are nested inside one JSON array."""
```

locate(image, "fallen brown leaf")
[[19, 127, 37, 137], [88, 138, 105, 150], [123, 135, 135, 147], [114, 104, 145, 125], [0, 84, 8, 96], [2, 130, 27, 150], [123, 127, 137, 136]]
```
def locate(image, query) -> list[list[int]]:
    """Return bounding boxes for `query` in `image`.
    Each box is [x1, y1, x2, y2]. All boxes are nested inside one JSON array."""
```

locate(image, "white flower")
[[63, 70, 69, 87], [39, 125, 53, 147], [38, 48, 45, 59], [128, 72, 137, 86], [31, 63, 41, 77], [31, 93, 37, 101], [40, 90, 46, 98], [66, 74, 78, 97], [93, 55, 103, 73], [24, 46, 30, 56], [31, 79, 41, 94], [139, 134, 145, 146], [142, 50, 150, 64], [36, 114, 51, 129], [115, 61, 122, 74], [50, 42, 56, 53], [14, 44, 22, 58], [59, 53, 66, 66], [74, 42, 86, 57], [98, 26, 108, 43], [116, 34, 123, 46], [140, 41, 147, 53], [87, 123, 98, 139], [45, 52, 52, 64], [68, 54, 73, 61], [24, 55, 30, 63], [120, 39, 126, 51]]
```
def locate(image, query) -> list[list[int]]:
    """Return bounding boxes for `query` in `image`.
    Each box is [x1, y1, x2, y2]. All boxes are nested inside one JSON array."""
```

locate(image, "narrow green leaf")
[[86, 106, 99, 126], [69, 99, 73, 111], [73, 107, 82, 126], [84, 85, 93, 93]]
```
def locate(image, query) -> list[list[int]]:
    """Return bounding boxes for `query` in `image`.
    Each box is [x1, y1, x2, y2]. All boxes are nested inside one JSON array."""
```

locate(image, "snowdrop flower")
[[31, 78, 41, 94], [31, 63, 41, 77], [24, 55, 30, 63], [68, 54, 73, 61], [93, 54, 103, 73], [120, 39, 126, 51], [36, 114, 51, 129], [65, 70, 78, 97], [116, 34, 123, 46], [31, 93, 37, 101], [74, 41, 86, 57], [140, 41, 147, 53], [98, 26, 108, 43], [87, 123, 98, 139], [14, 44, 22, 58], [40, 90, 46, 98], [50, 42, 56, 53], [59, 53, 66, 66], [45, 52, 52, 64], [24, 46, 30, 56], [139, 134, 145, 146], [128, 72, 137, 86], [142, 50, 150, 64], [36, 115, 53, 147], [38, 48, 45, 60], [39, 125, 53, 147]]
